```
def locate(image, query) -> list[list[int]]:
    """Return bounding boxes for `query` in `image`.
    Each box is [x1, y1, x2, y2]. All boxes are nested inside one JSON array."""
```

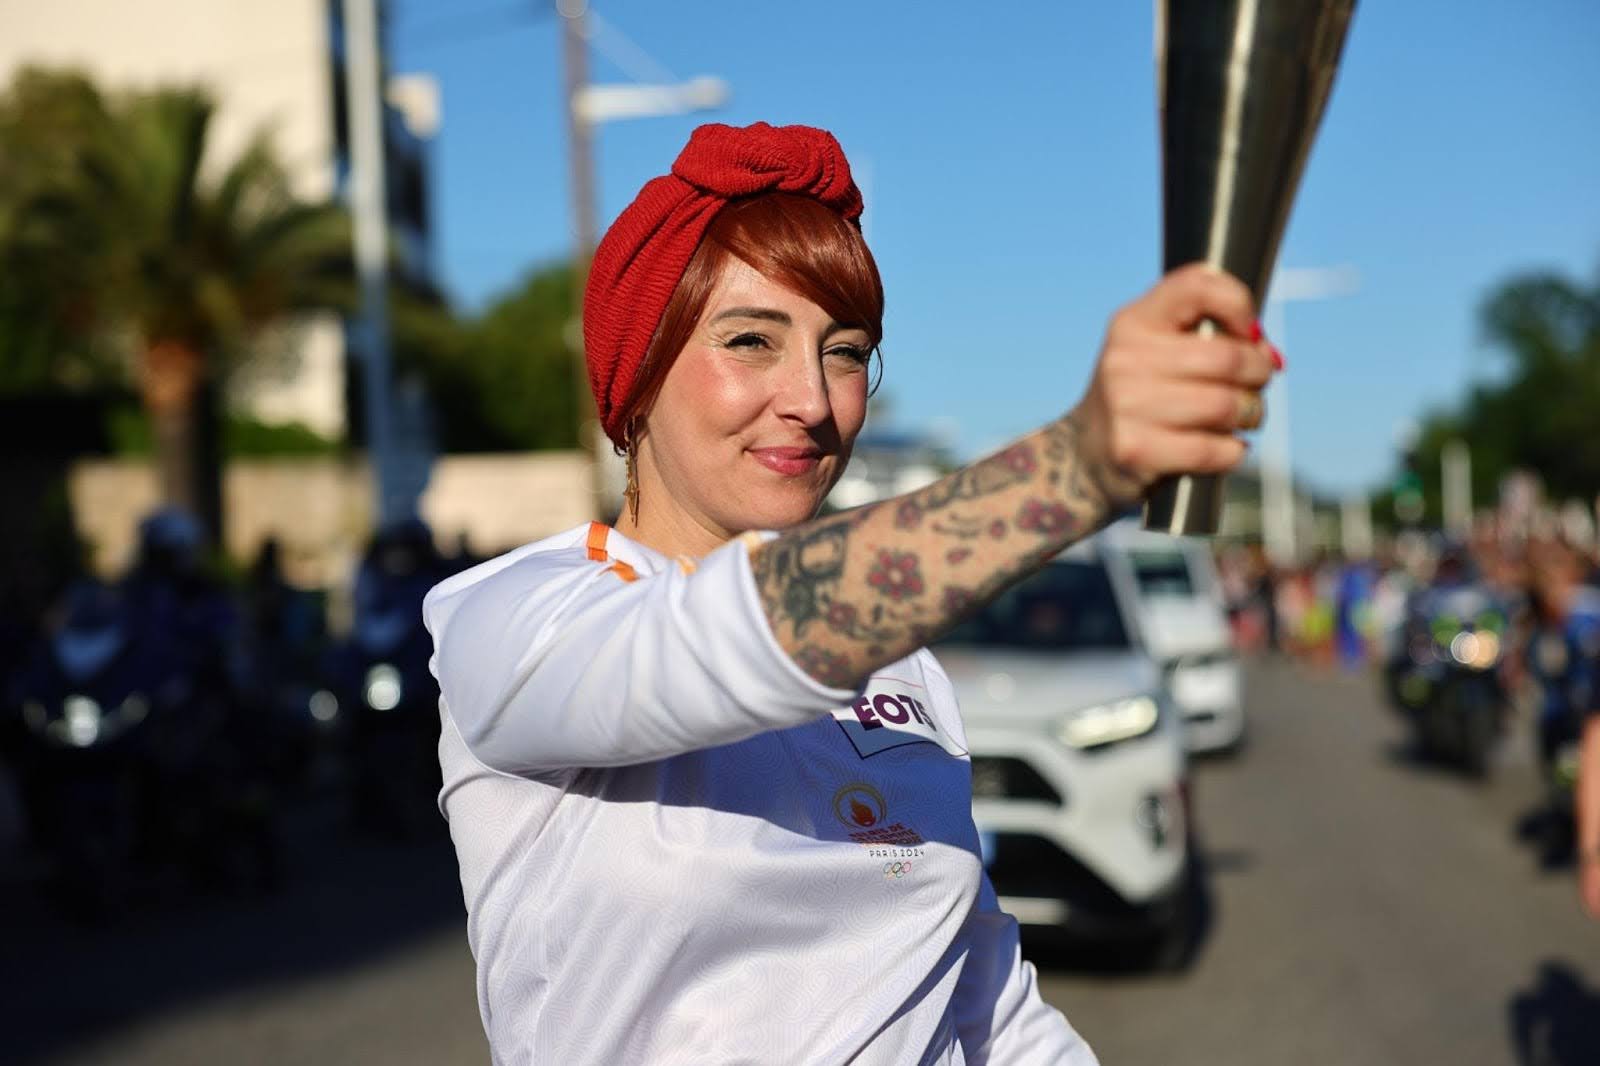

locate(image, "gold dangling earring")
[[624, 422, 641, 524]]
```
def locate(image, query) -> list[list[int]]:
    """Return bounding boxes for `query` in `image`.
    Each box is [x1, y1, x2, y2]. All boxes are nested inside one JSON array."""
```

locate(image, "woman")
[[425, 122, 1277, 1064]]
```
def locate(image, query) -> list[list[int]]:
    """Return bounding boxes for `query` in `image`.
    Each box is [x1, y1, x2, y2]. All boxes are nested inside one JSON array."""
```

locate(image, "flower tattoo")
[[867, 549, 925, 601], [793, 646, 853, 687], [996, 444, 1038, 476], [942, 586, 976, 615], [1017, 498, 1075, 536], [894, 499, 924, 530]]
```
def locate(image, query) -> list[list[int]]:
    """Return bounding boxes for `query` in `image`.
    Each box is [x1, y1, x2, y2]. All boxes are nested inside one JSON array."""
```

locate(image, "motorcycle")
[[1386, 583, 1510, 777], [9, 581, 198, 914], [331, 521, 447, 838], [12, 512, 281, 915]]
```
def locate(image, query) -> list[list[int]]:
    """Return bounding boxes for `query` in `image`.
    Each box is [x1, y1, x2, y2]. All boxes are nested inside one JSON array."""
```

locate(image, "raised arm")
[[429, 266, 1275, 773], [752, 264, 1276, 688]]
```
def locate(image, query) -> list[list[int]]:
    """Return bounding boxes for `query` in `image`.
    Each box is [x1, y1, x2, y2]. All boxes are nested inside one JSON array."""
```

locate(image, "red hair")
[[612, 192, 885, 448]]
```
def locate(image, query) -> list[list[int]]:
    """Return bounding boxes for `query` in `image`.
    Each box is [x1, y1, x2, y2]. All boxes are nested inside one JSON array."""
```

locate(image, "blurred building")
[[0, 0, 438, 442]]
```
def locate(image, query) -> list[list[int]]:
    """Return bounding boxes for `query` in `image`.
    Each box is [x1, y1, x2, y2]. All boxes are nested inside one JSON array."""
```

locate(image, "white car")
[[936, 539, 1194, 966], [1098, 520, 1245, 754]]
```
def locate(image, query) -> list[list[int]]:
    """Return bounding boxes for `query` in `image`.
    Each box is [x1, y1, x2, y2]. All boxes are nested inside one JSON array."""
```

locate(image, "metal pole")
[[1260, 299, 1296, 566], [342, 0, 399, 525], [1341, 494, 1373, 559], [1442, 439, 1472, 538], [561, 0, 602, 516]]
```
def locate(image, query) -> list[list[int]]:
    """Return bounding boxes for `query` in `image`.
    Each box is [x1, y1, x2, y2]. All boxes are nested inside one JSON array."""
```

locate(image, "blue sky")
[[391, 0, 1600, 496]]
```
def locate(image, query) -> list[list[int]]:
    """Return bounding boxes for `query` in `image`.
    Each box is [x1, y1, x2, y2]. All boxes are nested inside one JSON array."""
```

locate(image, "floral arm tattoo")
[[749, 411, 1113, 687]]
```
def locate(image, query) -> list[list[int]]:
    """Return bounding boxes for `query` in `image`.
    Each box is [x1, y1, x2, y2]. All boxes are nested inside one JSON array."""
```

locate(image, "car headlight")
[[364, 664, 403, 711], [63, 694, 103, 747], [1448, 629, 1500, 671], [309, 688, 341, 723], [1056, 695, 1160, 749]]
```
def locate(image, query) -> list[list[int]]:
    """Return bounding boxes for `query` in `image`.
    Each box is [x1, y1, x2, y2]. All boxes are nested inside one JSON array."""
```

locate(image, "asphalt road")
[[6, 657, 1598, 1065], [1039, 656, 1600, 1066]]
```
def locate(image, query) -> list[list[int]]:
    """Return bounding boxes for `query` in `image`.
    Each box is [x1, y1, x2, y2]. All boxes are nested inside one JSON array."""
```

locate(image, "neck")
[[613, 500, 731, 560]]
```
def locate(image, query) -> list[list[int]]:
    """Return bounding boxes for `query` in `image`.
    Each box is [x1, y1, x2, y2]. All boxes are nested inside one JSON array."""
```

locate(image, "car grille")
[[969, 756, 1062, 804], [984, 833, 1133, 915]]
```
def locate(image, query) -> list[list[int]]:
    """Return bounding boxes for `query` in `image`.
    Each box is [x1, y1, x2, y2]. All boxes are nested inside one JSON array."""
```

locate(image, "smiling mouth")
[[749, 449, 824, 477]]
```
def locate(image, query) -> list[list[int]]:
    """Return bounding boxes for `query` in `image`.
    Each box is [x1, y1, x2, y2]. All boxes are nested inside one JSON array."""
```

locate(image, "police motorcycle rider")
[[1526, 540, 1600, 862], [335, 517, 450, 834], [1388, 542, 1513, 774], [11, 509, 268, 910], [123, 509, 288, 889]]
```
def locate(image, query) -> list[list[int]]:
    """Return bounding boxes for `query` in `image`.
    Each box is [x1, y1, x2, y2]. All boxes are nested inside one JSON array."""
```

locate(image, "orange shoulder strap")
[[585, 521, 610, 562], [586, 522, 639, 583]]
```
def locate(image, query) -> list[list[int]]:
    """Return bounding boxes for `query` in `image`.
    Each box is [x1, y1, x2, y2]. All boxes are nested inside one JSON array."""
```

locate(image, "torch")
[[1143, 0, 1358, 535]]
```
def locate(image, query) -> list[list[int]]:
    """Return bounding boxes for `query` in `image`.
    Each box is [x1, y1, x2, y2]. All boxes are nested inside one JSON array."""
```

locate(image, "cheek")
[[656, 349, 766, 446], [831, 374, 870, 441]]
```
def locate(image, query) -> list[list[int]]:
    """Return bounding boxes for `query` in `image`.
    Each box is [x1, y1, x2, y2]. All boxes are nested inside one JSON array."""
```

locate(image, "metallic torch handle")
[[1145, 474, 1227, 535], [1143, 0, 1357, 536]]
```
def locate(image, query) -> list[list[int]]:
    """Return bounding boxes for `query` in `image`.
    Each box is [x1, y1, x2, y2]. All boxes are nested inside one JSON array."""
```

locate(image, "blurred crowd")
[[1216, 521, 1600, 675], [1217, 514, 1600, 858], [0, 510, 480, 919]]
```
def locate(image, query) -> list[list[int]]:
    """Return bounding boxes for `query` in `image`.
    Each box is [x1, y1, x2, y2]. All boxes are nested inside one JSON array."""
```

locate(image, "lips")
[[750, 446, 824, 477]]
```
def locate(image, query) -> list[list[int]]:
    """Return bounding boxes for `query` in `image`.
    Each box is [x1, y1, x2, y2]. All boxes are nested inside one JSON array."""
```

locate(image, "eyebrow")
[[710, 306, 792, 326], [709, 307, 863, 337]]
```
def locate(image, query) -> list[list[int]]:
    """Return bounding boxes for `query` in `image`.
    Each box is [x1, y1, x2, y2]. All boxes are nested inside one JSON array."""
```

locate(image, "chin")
[[736, 486, 831, 532]]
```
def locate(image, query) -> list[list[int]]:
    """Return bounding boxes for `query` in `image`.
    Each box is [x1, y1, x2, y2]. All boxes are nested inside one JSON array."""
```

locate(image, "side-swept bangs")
[[615, 193, 885, 442]]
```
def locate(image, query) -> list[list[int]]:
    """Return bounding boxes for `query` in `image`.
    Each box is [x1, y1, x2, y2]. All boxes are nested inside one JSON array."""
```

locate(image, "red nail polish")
[[1250, 320, 1264, 342], [1271, 345, 1286, 371]]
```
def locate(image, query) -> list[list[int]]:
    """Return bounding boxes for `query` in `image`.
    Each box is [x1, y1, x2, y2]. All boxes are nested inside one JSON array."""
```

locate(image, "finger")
[[1141, 333, 1276, 388], [1131, 426, 1250, 477], [1117, 381, 1267, 432], [1136, 263, 1257, 338]]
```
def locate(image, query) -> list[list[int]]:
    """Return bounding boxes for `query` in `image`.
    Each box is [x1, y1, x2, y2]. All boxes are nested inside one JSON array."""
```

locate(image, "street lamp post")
[[1259, 264, 1360, 566], [558, 0, 729, 517], [342, 0, 401, 526]]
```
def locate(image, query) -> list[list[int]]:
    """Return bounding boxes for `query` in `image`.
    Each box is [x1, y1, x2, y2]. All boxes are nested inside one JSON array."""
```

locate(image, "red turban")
[[582, 122, 864, 448]]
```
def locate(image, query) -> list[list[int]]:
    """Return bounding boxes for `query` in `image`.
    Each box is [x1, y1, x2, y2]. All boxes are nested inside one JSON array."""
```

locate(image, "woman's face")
[[636, 257, 873, 543]]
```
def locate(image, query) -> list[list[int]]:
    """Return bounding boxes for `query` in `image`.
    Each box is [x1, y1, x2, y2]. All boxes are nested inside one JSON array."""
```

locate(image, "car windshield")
[[1129, 548, 1195, 599], [941, 560, 1130, 651]]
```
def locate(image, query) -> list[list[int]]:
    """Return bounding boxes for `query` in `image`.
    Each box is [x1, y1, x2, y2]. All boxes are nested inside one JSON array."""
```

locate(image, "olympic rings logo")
[[883, 860, 913, 880]]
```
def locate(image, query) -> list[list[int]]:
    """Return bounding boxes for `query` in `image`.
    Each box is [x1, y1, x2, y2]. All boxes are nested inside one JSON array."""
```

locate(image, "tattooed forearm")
[[749, 409, 1114, 688]]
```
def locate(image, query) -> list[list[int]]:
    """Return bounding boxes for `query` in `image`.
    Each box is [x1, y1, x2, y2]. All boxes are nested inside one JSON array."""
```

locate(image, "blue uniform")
[[1528, 586, 1600, 760]]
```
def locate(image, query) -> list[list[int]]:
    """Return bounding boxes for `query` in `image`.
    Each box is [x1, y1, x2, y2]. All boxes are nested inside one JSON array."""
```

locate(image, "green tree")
[[1382, 257, 1600, 525], [401, 262, 580, 452], [0, 68, 123, 392], [2, 68, 352, 540]]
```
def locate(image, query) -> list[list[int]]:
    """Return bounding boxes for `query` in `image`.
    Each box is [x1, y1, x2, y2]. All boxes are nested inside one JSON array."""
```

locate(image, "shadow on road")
[[0, 800, 465, 1065], [1508, 960, 1600, 1066], [1513, 803, 1576, 872]]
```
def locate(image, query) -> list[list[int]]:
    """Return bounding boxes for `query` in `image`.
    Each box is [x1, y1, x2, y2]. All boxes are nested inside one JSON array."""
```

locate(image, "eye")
[[825, 344, 871, 367], [726, 332, 772, 351]]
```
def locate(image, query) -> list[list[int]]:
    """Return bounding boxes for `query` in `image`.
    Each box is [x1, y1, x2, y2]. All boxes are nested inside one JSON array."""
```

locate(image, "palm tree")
[[15, 71, 351, 542]]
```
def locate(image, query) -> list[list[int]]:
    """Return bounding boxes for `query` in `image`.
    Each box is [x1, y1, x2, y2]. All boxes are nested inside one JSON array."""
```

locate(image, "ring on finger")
[[1236, 390, 1264, 431]]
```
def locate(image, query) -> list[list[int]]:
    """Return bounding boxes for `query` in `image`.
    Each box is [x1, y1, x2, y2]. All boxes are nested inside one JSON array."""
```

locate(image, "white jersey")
[[424, 521, 1096, 1065]]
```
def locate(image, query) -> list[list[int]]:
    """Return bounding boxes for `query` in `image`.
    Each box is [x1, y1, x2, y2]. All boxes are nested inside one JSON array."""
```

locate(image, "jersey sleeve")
[[953, 872, 1099, 1065], [423, 532, 859, 774]]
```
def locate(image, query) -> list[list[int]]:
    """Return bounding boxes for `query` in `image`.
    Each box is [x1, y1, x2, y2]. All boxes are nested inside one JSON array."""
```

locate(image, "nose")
[[773, 351, 833, 428]]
